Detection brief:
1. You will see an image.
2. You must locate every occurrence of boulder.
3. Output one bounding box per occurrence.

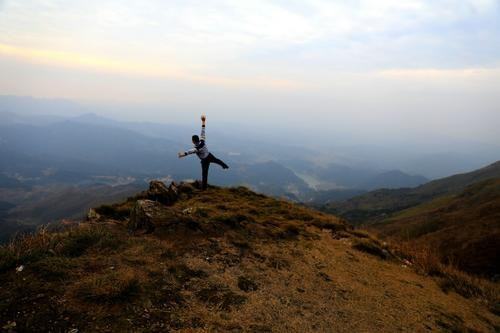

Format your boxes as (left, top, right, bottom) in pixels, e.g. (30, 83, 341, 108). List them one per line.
(128, 199, 183, 233)
(146, 180, 179, 206)
(128, 200, 161, 233)
(86, 208, 101, 221)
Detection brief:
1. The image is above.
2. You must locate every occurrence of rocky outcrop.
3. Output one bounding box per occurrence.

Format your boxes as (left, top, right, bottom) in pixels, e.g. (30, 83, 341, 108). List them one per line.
(127, 198, 187, 233)
(86, 208, 101, 221)
(127, 181, 201, 233)
(128, 200, 162, 233)
(145, 180, 179, 206)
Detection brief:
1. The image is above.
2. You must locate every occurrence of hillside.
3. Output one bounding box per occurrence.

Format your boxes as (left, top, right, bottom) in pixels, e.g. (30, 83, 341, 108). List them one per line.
(324, 160, 500, 225)
(0, 183, 145, 243)
(371, 178, 500, 277)
(359, 170, 428, 191)
(0, 182, 498, 332)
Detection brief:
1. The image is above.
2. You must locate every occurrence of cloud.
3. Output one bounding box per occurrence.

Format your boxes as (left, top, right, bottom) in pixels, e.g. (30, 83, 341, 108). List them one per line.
(0, 42, 303, 90)
(377, 67, 500, 79)
(2, 0, 498, 64)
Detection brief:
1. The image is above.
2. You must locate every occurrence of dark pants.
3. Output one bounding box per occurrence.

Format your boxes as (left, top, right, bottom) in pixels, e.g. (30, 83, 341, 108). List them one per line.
(201, 153, 228, 190)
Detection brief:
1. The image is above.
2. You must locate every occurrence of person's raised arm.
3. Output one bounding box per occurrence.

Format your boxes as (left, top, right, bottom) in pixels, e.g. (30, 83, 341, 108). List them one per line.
(200, 115, 206, 141)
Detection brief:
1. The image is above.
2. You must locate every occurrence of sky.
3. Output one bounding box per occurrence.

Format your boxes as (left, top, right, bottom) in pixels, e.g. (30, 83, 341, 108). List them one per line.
(0, 0, 499, 145)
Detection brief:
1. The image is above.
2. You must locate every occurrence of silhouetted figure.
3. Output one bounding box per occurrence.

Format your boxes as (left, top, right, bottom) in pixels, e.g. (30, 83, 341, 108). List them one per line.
(178, 115, 228, 190)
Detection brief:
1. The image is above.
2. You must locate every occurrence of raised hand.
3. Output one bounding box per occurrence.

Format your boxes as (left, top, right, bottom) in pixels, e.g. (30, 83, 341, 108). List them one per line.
(178, 152, 185, 158)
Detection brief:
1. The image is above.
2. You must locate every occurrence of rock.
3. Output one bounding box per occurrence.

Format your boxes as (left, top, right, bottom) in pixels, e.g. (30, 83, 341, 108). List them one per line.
(128, 199, 181, 233)
(86, 208, 101, 221)
(15, 265, 24, 273)
(146, 180, 179, 206)
(128, 200, 161, 233)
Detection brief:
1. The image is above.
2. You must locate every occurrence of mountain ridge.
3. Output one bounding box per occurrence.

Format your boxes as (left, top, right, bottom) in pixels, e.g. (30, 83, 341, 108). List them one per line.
(323, 160, 500, 225)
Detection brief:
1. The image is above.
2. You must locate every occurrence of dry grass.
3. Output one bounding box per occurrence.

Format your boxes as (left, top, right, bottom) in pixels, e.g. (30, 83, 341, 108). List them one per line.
(0, 224, 121, 273)
(351, 238, 391, 260)
(348, 228, 499, 311)
(72, 268, 141, 303)
(1, 183, 498, 332)
(394, 241, 499, 307)
(0, 225, 53, 273)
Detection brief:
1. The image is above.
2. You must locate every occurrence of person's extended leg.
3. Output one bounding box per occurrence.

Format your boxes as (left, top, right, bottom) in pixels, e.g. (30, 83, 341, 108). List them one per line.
(207, 153, 229, 169)
(201, 158, 210, 190)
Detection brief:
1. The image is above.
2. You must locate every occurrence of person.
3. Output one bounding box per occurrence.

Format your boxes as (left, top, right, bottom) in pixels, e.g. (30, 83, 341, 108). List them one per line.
(178, 115, 229, 190)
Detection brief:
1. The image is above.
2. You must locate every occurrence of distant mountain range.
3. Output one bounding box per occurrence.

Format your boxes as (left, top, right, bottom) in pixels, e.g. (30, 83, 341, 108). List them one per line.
(0, 96, 437, 201)
(323, 160, 500, 225)
(1, 95, 499, 245)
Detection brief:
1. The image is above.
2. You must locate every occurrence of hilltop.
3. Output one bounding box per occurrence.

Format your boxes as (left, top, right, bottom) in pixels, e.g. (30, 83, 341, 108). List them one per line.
(0, 182, 498, 332)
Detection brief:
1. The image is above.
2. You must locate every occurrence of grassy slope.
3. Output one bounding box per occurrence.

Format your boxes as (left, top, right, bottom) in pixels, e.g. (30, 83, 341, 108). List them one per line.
(325, 160, 500, 225)
(0, 185, 498, 332)
(371, 178, 500, 277)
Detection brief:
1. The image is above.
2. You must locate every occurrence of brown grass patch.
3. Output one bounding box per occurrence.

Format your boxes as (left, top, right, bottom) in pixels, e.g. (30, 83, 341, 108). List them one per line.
(352, 238, 390, 260)
(395, 241, 499, 308)
(73, 268, 140, 303)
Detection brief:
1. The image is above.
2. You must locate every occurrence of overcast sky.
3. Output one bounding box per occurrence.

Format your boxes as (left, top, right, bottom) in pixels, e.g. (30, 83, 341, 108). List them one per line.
(0, 0, 499, 145)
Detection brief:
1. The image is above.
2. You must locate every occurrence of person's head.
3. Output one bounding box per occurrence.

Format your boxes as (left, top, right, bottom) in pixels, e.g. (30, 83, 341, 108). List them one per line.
(192, 135, 200, 144)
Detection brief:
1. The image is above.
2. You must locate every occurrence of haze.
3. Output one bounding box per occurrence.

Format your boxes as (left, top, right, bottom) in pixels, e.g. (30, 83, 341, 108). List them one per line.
(1, 0, 500, 146)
